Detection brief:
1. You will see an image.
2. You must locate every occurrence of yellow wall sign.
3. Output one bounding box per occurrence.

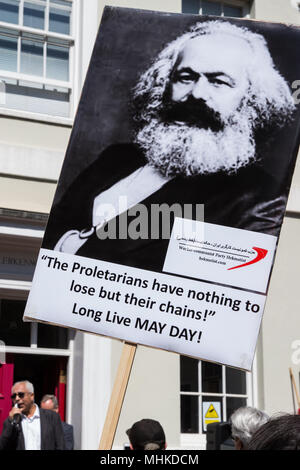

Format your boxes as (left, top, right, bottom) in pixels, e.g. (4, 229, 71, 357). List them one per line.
(205, 404, 219, 419)
(202, 402, 221, 431)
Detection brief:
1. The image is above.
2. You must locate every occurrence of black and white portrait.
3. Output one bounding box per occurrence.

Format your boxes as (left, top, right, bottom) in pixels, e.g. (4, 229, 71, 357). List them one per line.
(42, 7, 300, 273)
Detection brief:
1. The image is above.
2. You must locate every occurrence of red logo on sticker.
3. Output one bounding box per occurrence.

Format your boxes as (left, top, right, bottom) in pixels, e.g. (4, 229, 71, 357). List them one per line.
(228, 247, 268, 271)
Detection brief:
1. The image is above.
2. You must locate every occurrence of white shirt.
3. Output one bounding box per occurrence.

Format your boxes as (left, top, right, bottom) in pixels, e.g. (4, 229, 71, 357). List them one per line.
(21, 404, 41, 450)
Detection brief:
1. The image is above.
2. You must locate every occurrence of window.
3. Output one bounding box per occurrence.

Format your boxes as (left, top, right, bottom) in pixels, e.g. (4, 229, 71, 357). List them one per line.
(0, 0, 74, 118)
(182, 0, 248, 18)
(180, 356, 250, 434)
(0, 299, 69, 349)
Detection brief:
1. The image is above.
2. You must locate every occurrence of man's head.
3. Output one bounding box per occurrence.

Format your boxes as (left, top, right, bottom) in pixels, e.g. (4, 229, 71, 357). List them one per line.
(230, 406, 269, 450)
(126, 418, 166, 450)
(11, 380, 35, 416)
(133, 21, 295, 177)
(40, 394, 59, 413)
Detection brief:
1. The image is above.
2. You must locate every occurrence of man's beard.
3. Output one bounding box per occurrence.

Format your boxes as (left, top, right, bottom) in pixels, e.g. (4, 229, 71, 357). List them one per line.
(134, 100, 257, 177)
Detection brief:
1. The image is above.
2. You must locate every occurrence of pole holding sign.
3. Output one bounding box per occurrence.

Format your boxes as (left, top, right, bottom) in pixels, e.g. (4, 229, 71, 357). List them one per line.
(99, 342, 137, 450)
(289, 367, 300, 415)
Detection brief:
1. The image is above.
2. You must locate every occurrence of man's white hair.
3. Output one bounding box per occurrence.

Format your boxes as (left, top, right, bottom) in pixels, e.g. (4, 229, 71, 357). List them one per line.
(12, 380, 34, 394)
(230, 406, 269, 448)
(133, 20, 295, 128)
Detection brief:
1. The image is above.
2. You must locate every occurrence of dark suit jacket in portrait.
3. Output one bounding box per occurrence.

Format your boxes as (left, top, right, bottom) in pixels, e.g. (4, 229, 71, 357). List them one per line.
(0, 408, 65, 450)
(42, 143, 288, 273)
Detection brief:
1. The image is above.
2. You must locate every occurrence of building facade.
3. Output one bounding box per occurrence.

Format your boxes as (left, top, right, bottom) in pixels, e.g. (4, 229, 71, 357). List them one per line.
(0, 0, 299, 450)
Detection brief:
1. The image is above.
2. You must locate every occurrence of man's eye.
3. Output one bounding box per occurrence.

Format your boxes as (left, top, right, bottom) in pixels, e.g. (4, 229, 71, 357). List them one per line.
(177, 74, 195, 83)
(210, 78, 232, 87)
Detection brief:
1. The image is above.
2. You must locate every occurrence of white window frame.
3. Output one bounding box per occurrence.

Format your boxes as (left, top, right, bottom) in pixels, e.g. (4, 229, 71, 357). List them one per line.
(0, 0, 79, 125)
(184, 0, 251, 17)
(180, 357, 257, 449)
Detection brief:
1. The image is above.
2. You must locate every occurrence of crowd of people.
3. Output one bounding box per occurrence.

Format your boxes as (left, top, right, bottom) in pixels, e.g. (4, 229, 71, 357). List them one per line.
(0, 379, 300, 450)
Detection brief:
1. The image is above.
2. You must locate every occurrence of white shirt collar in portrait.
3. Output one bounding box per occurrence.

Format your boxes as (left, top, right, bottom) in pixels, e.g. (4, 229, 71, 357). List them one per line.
(54, 164, 172, 254)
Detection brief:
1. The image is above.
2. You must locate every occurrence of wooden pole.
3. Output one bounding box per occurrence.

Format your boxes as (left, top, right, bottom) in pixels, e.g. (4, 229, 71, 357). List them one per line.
(289, 367, 300, 412)
(289, 368, 296, 414)
(98, 341, 137, 450)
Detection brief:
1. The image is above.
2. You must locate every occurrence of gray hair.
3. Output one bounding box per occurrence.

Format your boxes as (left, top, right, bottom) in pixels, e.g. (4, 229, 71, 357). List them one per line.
(41, 394, 58, 409)
(133, 20, 295, 128)
(230, 406, 269, 448)
(12, 380, 34, 394)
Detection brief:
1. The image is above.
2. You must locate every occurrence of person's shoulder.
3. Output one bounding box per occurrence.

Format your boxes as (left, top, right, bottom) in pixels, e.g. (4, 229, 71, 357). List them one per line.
(40, 408, 61, 422)
(62, 421, 73, 431)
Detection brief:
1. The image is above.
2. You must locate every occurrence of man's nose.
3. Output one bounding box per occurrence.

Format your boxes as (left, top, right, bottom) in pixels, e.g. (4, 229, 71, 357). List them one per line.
(190, 76, 210, 101)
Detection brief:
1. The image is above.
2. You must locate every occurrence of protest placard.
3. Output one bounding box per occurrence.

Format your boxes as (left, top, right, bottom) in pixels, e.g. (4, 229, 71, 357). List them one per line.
(24, 7, 300, 373)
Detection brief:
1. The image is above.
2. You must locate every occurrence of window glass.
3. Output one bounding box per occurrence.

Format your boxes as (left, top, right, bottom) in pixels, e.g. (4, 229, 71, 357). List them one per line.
(226, 396, 247, 421)
(181, 359, 248, 433)
(180, 356, 199, 392)
(182, 0, 200, 14)
(224, 4, 243, 17)
(0, 33, 17, 71)
(49, 7, 70, 35)
(202, 0, 222, 16)
(181, 395, 199, 433)
(0, 1, 72, 116)
(50, 0, 70, 6)
(21, 38, 43, 75)
(182, 1, 244, 18)
(202, 361, 222, 393)
(46, 43, 69, 80)
(226, 367, 246, 395)
(23, 2, 45, 30)
(0, 0, 19, 24)
(3, 80, 70, 116)
(0, 299, 30, 347)
(37, 322, 68, 349)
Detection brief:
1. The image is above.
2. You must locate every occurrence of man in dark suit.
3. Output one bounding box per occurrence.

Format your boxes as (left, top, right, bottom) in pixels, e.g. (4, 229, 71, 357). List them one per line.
(0, 380, 65, 450)
(40, 394, 74, 450)
(42, 20, 296, 272)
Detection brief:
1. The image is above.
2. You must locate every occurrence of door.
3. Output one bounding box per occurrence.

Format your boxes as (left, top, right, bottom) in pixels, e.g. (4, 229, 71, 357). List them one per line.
(6, 353, 67, 420)
(0, 363, 14, 434)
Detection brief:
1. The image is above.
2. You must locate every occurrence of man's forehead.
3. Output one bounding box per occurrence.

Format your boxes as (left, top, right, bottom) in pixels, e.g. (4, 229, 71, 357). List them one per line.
(13, 382, 30, 392)
(175, 33, 251, 73)
(41, 400, 52, 409)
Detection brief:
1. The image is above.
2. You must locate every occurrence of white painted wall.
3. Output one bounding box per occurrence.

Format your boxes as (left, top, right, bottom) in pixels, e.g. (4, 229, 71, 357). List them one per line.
(260, 215, 300, 415)
(253, 0, 300, 24)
